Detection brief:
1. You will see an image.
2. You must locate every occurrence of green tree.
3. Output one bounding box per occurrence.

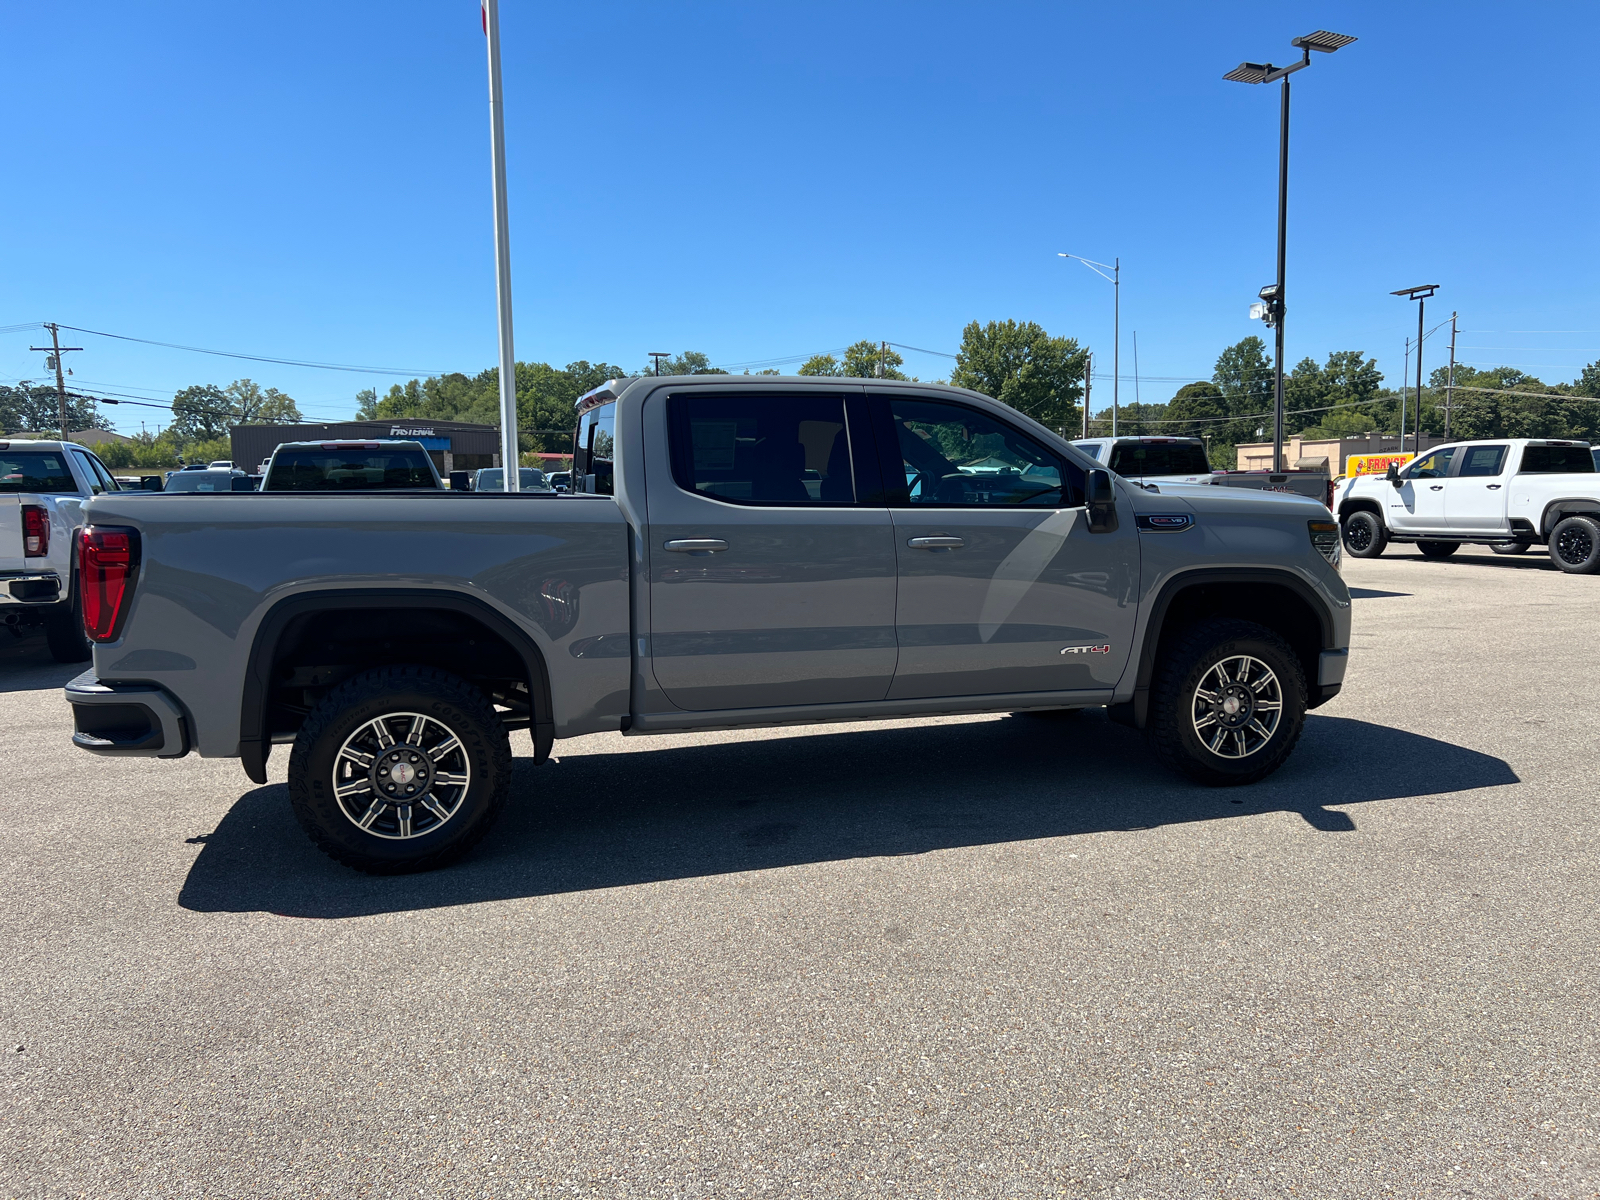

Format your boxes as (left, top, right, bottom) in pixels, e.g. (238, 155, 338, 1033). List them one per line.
(170, 378, 301, 445)
(950, 319, 1087, 434)
(1162, 381, 1228, 444)
(797, 354, 841, 376)
(840, 340, 906, 380)
(638, 351, 726, 377)
(355, 388, 379, 419)
(0, 382, 112, 435)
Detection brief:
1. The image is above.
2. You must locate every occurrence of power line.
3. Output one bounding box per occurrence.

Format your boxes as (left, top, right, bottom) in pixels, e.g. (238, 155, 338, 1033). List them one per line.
(54, 324, 451, 377)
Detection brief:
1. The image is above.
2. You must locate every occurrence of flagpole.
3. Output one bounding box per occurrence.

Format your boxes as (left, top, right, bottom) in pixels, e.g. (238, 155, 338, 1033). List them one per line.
(483, 0, 519, 490)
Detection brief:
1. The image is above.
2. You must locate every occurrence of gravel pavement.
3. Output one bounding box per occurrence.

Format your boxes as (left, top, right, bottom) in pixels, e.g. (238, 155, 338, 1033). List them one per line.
(2, 544, 1595, 1199)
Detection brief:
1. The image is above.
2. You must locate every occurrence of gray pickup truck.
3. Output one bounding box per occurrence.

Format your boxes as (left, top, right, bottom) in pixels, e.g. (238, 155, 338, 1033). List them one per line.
(65, 376, 1351, 873)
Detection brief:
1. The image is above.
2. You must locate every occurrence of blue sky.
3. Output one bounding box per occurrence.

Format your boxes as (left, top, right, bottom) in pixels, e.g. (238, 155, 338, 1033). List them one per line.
(3, 1, 1596, 432)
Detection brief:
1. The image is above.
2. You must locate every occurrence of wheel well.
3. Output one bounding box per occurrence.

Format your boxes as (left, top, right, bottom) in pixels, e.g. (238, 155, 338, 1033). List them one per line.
(263, 606, 534, 744)
(1154, 582, 1324, 697)
(1540, 502, 1600, 537)
(1337, 496, 1384, 523)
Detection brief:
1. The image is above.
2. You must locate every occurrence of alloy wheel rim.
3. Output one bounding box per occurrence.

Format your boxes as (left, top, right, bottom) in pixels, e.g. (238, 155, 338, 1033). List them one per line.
(331, 712, 471, 840)
(1557, 526, 1592, 565)
(1346, 519, 1372, 551)
(1191, 655, 1282, 760)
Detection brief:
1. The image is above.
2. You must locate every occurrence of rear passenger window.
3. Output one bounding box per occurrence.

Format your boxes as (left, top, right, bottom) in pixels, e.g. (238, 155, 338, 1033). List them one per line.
(668, 394, 855, 505)
(1457, 445, 1507, 477)
(1519, 445, 1595, 474)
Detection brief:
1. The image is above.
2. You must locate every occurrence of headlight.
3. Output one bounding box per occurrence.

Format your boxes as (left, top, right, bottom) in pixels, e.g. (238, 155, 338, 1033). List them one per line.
(1308, 519, 1341, 570)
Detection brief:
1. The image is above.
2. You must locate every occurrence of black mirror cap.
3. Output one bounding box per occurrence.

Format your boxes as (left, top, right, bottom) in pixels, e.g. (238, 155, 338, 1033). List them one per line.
(1385, 462, 1402, 485)
(1087, 468, 1119, 533)
(449, 471, 471, 491)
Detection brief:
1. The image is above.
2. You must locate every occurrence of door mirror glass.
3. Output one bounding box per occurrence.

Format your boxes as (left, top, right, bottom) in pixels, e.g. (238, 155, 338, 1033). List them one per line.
(1086, 469, 1118, 533)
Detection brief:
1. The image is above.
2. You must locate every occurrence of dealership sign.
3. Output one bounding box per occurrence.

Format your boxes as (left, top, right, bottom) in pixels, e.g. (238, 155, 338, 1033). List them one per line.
(1345, 452, 1415, 477)
(390, 427, 435, 438)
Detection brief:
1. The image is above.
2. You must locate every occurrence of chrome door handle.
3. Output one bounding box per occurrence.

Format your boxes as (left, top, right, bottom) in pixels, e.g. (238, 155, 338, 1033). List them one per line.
(663, 538, 728, 553)
(907, 536, 964, 549)
(1487, 483, 1502, 489)
(1429, 485, 1443, 491)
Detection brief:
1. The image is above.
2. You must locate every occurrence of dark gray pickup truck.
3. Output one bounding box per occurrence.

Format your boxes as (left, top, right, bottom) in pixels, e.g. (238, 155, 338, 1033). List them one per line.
(65, 376, 1351, 873)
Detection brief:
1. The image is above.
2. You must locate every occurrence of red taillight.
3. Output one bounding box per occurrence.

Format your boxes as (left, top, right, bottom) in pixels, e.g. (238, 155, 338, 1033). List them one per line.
(79, 525, 141, 642)
(21, 505, 48, 558)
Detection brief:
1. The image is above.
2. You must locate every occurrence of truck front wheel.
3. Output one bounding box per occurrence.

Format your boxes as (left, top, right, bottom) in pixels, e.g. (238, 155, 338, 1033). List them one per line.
(1148, 618, 1307, 787)
(288, 666, 512, 874)
(1341, 511, 1387, 558)
(1549, 515, 1600, 574)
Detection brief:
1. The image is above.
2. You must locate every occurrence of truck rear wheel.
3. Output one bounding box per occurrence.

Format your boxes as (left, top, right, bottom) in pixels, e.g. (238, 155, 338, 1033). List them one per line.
(1148, 618, 1307, 787)
(44, 590, 91, 664)
(288, 665, 512, 874)
(1416, 541, 1460, 559)
(1341, 510, 1387, 558)
(1549, 515, 1600, 574)
(1490, 541, 1530, 555)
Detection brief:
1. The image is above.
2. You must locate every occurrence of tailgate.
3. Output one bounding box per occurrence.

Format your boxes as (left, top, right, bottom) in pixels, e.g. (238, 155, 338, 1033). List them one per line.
(0, 495, 23, 570)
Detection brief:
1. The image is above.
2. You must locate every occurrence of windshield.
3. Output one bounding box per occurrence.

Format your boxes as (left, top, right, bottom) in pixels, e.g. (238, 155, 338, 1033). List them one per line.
(475, 468, 547, 491)
(0, 452, 77, 494)
(1519, 444, 1595, 474)
(164, 471, 238, 492)
(265, 449, 438, 491)
(1107, 442, 1211, 477)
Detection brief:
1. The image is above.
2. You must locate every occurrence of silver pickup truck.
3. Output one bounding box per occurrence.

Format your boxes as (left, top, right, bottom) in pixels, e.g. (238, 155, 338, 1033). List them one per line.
(65, 376, 1351, 873)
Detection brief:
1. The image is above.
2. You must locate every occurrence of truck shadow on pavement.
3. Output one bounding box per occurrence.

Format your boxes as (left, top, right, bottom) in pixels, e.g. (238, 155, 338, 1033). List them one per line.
(179, 712, 1519, 919)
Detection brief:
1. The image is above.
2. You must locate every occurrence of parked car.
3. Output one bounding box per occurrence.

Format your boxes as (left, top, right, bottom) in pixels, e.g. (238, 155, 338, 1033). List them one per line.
(260, 440, 443, 491)
(0, 438, 124, 662)
(208, 460, 235, 470)
(1072, 436, 1220, 488)
(472, 467, 555, 493)
(547, 471, 572, 492)
(1335, 439, 1600, 571)
(66, 376, 1350, 873)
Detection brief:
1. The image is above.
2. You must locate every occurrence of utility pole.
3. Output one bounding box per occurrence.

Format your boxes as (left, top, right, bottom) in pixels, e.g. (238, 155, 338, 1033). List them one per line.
(29, 324, 83, 442)
(1400, 338, 1409, 452)
(1445, 311, 1458, 441)
(483, 0, 520, 489)
(1082, 354, 1091, 439)
(878, 341, 889, 379)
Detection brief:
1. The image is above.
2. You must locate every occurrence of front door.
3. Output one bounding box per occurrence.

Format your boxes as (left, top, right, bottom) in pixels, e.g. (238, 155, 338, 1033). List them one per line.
(871, 394, 1139, 700)
(1445, 443, 1511, 532)
(645, 389, 899, 711)
(1388, 445, 1455, 532)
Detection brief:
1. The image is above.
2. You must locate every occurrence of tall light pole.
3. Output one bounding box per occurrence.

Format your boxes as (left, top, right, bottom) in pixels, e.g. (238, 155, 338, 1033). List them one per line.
(1393, 284, 1438, 456)
(1060, 253, 1118, 436)
(1226, 29, 1356, 472)
(483, 0, 520, 489)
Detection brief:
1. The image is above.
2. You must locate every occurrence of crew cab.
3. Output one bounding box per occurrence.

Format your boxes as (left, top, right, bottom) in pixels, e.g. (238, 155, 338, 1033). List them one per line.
(0, 439, 125, 663)
(261, 440, 443, 491)
(1335, 438, 1600, 572)
(1072, 436, 1219, 487)
(64, 376, 1351, 873)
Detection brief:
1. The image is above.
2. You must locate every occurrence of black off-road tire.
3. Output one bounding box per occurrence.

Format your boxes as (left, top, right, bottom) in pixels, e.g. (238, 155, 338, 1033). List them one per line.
(44, 589, 91, 664)
(1341, 510, 1388, 558)
(288, 665, 512, 874)
(1416, 540, 1460, 559)
(1549, 515, 1600, 574)
(1148, 618, 1308, 787)
(1490, 542, 1530, 555)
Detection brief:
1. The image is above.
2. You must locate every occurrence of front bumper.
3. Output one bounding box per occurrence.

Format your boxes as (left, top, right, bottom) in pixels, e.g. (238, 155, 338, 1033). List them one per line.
(65, 671, 190, 758)
(1314, 647, 1348, 706)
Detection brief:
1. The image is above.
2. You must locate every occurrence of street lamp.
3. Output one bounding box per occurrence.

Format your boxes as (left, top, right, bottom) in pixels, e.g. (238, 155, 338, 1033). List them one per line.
(1059, 253, 1118, 436)
(1226, 29, 1356, 472)
(1392, 285, 1438, 456)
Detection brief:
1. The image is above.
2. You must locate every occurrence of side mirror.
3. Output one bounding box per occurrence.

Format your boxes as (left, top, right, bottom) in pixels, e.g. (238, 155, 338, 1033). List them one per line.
(230, 476, 257, 492)
(140, 476, 163, 492)
(1385, 462, 1402, 487)
(449, 470, 471, 491)
(1086, 469, 1119, 534)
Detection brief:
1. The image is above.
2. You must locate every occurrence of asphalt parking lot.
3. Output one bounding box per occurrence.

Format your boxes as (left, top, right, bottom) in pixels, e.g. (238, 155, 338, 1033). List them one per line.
(2, 544, 1596, 1199)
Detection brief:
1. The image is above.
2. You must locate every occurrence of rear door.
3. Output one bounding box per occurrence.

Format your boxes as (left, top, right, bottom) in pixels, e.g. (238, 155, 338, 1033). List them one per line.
(643, 388, 899, 711)
(872, 393, 1139, 700)
(1444, 443, 1510, 532)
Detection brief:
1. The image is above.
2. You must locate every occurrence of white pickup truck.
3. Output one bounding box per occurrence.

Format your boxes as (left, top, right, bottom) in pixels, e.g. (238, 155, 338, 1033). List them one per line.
(1334, 438, 1600, 572)
(0, 439, 131, 660)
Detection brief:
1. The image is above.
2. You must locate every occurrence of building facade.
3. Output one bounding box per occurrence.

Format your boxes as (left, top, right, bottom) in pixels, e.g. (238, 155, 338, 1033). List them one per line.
(229, 419, 502, 477)
(1233, 433, 1449, 475)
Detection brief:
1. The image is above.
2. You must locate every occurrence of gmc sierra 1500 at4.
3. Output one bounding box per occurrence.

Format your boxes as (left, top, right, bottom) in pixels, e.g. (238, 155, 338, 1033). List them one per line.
(64, 376, 1351, 873)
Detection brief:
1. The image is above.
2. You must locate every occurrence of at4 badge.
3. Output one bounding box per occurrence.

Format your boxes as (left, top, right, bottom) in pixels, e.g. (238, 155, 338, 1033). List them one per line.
(1060, 644, 1112, 655)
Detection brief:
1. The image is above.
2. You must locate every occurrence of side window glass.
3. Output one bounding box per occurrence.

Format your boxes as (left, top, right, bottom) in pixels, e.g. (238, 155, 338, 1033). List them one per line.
(1457, 445, 1507, 477)
(669, 394, 854, 505)
(886, 398, 1080, 507)
(1407, 447, 1455, 479)
(89, 454, 120, 492)
(575, 402, 616, 495)
(72, 453, 104, 495)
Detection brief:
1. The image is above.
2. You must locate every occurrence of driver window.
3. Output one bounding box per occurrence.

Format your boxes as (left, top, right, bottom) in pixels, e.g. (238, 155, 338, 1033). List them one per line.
(885, 397, 1082, 507)
(1407, 447, 1456, 479)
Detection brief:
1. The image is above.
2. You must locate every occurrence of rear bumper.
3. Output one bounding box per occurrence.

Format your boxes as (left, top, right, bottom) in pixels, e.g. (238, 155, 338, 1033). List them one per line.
(65, 671, 190, 758)
(0, 573, 62, 605)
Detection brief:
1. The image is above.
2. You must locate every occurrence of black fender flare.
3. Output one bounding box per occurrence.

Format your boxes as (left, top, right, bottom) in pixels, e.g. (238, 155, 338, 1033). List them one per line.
(239, 588, 554, 784)
(1109, 567, 1339, 730)
(1537, 499, 1600, 538)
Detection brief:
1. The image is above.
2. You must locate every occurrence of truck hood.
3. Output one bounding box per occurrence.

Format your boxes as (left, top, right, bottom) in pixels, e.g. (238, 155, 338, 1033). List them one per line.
(1126, 481, 1329, 518)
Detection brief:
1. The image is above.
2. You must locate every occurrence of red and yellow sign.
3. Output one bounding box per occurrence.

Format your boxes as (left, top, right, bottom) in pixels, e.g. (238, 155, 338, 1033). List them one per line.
(1345, 452, 1415, 478)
